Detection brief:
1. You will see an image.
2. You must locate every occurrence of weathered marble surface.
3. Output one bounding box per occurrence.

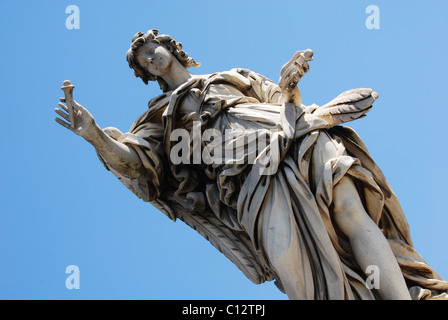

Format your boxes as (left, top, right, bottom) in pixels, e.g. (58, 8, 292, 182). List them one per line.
(55, 29, 448, 300)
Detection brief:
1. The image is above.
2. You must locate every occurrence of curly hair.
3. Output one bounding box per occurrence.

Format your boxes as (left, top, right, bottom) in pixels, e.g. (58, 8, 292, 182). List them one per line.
(126, 29, 201, 92)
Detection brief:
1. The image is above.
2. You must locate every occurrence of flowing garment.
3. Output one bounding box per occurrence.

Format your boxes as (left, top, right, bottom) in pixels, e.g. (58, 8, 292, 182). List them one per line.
(97, 68, 448, 299)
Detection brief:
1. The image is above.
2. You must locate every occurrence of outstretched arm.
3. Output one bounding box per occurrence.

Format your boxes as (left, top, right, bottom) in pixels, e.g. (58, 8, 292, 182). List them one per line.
(55, 98, 143, 179)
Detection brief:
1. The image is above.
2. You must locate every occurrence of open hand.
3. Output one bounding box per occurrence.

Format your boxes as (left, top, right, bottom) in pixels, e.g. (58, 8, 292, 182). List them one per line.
(54, 98, 96, 140)
(279, 49, 313, 90)
(278, 49, 313, 105)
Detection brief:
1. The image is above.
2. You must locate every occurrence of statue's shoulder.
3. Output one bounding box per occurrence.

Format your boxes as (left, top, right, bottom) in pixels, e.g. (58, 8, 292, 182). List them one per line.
(205, 68, 256, 89)
(220, 67, 256, 79)
(222, 68, 276, 86)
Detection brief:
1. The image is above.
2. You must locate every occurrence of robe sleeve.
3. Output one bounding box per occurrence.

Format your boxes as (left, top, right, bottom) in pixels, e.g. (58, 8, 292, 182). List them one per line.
(238, 69, 282, 104)
(96, 114, 165, 203)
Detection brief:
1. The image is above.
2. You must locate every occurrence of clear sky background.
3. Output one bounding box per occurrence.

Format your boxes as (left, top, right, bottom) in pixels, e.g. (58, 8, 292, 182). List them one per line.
(0, 0, 447, 300)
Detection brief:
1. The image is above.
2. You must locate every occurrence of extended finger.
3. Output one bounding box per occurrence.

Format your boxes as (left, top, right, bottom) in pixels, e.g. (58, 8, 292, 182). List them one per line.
(280, 69, 296, 89)
(292, 63, 307, 77)
(58, 102, 69, 113)
(301, 61, 310, 72)
(59, 102, 79, 120)
(279, 73, 292, 89)
(280, 50, 304, 75)
(293, 59, 308, 70)
(55, 107, 70, 122)
(59, 97, 66, 103)
(55, 117, 70, 129)
(281, 63, 297, 79)
(291, 72, 301, 85)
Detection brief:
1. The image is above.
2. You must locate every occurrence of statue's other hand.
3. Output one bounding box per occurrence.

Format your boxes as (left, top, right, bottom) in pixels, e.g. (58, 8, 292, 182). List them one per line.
(54, 98, 96, 140)
(278, 49, 313, 91)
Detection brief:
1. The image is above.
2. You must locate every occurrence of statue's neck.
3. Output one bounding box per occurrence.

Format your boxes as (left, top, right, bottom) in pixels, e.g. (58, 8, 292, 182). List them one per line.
(162, 60, 193, 91)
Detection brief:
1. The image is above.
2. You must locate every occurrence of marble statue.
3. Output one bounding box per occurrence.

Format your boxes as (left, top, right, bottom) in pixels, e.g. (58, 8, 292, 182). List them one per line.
(55, 29, 448, 300)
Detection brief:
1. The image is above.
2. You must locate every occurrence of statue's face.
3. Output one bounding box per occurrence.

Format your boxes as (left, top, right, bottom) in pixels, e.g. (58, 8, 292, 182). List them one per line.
(136, 41, 174, 78)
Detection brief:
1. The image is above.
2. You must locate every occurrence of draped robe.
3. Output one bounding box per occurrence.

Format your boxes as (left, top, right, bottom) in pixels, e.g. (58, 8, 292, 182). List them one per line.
(97, 68, 448, 300)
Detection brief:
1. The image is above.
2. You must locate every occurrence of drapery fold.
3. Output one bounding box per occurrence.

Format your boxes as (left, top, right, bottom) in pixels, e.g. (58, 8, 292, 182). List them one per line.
(97, 68, 448, 299)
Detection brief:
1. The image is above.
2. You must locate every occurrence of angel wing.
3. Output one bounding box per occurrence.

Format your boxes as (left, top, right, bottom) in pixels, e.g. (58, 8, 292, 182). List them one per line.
(310, 88, 379, 126)
(153, 195, 276, 285)
(96, 148, 276, 286)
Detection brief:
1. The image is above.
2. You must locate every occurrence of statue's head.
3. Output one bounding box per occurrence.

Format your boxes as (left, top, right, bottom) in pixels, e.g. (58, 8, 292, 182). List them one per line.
(126, 29, 200, 92)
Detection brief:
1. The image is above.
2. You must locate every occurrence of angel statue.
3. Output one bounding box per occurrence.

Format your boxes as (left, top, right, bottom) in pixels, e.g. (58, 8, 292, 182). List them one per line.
(55, 29, 448, 300)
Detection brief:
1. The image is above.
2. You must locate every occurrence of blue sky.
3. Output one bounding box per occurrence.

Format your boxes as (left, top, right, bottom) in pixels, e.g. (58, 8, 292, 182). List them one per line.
(0, 0, 447, 299)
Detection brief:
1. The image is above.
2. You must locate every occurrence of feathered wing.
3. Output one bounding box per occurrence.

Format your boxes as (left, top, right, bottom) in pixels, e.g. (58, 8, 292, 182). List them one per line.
(96, 131, 275, 286)
(311, 88, 379, 126)
(154, 195, 276, 285)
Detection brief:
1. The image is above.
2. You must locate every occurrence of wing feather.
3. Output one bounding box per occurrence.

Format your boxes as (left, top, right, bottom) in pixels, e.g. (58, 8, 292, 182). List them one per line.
(313, 88, 379, 125)
(161, 198, 275, 285)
